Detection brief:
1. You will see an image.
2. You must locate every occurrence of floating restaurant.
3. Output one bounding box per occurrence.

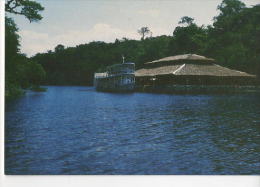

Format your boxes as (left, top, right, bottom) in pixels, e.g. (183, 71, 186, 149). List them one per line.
(94, 54, 259, 93)
(135, 54, 259, 93)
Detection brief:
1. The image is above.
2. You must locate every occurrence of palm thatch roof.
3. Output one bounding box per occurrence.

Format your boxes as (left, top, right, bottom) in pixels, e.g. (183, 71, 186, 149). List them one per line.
(135, 64, 181, 77)
(135, 54, 255, 77)
(145, 54, 215, 65)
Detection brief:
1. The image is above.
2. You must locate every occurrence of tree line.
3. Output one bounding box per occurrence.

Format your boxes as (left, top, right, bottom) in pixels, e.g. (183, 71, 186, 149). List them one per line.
(6, 0, 260, 98)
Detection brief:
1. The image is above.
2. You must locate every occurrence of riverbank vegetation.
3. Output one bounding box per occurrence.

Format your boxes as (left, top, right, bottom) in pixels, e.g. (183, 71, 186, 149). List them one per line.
(5, 0, 46, 100)
(5, 0, 260, 97)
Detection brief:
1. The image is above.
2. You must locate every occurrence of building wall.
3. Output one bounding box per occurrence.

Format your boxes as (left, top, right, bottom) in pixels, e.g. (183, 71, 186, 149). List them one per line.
(135, 75, 259, 86)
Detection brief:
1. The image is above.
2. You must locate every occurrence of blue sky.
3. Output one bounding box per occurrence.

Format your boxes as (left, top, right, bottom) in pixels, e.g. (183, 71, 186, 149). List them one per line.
(8, 0, 260, 56)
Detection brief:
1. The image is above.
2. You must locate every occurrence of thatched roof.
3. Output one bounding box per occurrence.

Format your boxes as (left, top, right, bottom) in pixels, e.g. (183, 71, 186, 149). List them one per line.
(135, 54, 255, 77)
(173, 64, 255, 77)
(145, 54, 215, 65)
(135, 64, 181, 77)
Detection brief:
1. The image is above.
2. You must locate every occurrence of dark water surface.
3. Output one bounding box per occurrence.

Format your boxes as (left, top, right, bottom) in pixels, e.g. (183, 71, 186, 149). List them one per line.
(5, 86, 260, 174)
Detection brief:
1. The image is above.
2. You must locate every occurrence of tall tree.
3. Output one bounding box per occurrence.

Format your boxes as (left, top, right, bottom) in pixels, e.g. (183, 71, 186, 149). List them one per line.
(203, 0, 260, 78)
(178, 16, 194, 26)
(137, 27, 151, 40)
(55, 44, 65, 53)
(5, 0, 45, 99)
(168, 17, 207, 55)
(213, 0, 246, 31)
(5, 0, 44, 22)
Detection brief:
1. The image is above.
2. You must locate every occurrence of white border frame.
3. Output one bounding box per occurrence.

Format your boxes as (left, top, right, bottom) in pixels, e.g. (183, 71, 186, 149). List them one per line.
(1, 0, 6, 182)
(0, 0, 259, 186)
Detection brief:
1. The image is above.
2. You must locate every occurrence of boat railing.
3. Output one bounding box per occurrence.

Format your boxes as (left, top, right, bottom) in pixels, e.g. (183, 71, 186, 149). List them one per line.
(94, 72, 108, 78)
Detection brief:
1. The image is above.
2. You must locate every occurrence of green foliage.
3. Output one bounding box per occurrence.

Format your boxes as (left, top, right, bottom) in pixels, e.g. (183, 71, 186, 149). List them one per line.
(168, 18, 208, 55)
(5, 17, 20, 57)
(178, 16, 195, 26)
(5, 0, 46, 99)
(26, 60, 46, 85)
(55, 44, 65, 53)
(208, 1, 260, 76)
(5, 17, 23, 98)
(5, 83, 25, 101)
(5, 0, 44, 22)
(31, 85, 47, 92)
(216, 0, 245, 19)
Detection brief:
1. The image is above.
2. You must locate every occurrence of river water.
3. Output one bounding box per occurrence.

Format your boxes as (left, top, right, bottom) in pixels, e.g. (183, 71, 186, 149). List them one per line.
(5, 86, 260, 174)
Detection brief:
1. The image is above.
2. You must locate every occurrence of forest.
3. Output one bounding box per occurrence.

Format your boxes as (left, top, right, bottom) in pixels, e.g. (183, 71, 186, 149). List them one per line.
(5, 0, 260, 98)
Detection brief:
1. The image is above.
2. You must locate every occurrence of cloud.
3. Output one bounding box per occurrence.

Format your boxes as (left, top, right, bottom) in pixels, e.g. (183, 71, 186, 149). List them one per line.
(19, 23, 141, 56)
(138, 9, 160, 17)
(83, 23, 139, 42)
(19, 30, 51, 56)
(151, 27, 171, 36)
(19, 23, 170, 56)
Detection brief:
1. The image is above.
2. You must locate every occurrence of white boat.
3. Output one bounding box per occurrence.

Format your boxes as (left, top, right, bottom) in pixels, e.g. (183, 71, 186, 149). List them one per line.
(94, 62, 135, 92)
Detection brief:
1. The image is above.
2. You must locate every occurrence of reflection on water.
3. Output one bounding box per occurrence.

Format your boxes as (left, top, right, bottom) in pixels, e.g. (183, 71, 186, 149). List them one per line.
(5, 86, 260, 174)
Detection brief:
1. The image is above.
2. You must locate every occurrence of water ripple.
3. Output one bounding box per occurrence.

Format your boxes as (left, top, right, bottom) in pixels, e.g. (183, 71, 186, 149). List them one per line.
(5, 86, 260, 174)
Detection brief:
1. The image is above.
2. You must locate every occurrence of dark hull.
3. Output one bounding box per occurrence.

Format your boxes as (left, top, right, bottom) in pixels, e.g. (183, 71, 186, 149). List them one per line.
(135, 84, 260, 94)
(95, 84, 135, 92)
